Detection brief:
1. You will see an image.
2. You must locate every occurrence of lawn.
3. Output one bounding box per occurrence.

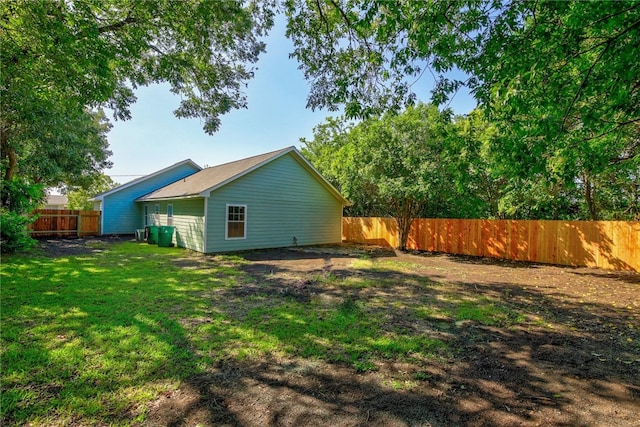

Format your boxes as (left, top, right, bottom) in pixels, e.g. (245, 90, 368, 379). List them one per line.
(1, 239, 639, 426)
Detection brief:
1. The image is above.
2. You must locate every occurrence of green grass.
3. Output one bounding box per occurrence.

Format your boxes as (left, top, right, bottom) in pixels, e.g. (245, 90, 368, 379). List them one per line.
(1, 242, 523, 425)
(1, 243, 233, 424)
(454, 298, 525, 327)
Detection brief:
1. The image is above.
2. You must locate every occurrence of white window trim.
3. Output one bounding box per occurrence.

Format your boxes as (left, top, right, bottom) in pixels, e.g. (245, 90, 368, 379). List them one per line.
(153, 204, 160, 225)
(225, 204, 247, 240)
(167, 204, 173, 226)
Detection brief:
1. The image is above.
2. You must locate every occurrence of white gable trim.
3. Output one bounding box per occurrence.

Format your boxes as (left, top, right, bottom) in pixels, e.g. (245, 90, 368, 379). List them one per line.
(197, 147, 296, 197)
(92, 159, 202, 201)
(288, 148, 351, 206)
(196, 147, 351, 206)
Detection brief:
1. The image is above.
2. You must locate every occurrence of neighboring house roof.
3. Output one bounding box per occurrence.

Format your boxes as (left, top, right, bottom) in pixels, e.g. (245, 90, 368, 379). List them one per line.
(136, 146, 350, 205)
(44, 194, 68, 207)
(92, 159, 202, 201)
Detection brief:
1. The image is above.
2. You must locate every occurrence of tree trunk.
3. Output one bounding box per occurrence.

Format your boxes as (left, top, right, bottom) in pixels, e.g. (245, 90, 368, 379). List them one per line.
(0, 126, 18, 208)
(1, 127, 17, 182)
(584, 173, 598, 220)
(394, 198, 418, 251)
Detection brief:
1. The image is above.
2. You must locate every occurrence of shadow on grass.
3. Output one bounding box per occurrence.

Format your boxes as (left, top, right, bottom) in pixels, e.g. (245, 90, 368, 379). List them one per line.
(2, 241, 639, 426)
(1, 243, 241, 425)
(206, 248, 640, 426)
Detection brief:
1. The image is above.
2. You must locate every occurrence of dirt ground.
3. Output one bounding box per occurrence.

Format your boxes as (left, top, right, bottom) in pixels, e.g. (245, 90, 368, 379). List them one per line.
(40, 238, 640, 426)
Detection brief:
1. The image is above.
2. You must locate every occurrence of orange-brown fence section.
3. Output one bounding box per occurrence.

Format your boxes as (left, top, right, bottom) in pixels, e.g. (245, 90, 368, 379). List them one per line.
(29, 209, 101, 237)
(342, 217, 640, 272)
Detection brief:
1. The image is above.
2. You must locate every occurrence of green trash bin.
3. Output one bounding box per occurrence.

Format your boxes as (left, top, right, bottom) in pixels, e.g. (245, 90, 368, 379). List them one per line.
(157, 226, 175, 247)
(147, 225, 159, 245)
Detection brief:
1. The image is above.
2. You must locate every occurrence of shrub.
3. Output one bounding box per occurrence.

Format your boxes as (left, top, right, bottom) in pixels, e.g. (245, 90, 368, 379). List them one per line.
(0, 179, 44, 253)
(0, 208, 38, 253)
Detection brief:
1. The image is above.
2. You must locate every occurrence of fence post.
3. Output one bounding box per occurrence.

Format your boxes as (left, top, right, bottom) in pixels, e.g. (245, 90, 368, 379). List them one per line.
(77, 212, 82, 237)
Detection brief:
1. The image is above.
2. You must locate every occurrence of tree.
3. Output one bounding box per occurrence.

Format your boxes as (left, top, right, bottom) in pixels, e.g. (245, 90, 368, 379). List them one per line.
(2, 107, 112, 188)
(1, 0, 273, 185)
(65, 174, 119, 211)
(303, 104, 456, 250)
(446, 109, 504, 219)
(0, 179, 44, 253)
(285, 1, 639, 128)
(286, 0, 640, 219)
(1, 0, 274, 251)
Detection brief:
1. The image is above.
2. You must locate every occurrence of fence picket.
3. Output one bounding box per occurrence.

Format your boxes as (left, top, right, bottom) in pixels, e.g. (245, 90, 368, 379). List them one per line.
(29, 209, 101, 237)
(342, 217, 639, 272)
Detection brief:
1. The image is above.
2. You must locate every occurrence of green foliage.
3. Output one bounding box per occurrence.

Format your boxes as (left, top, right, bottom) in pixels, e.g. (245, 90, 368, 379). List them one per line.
(287, 0, 640, 220)
(2, 242, 454, 423)
(1, 1, 274, 187)
(2, 0, 274, 138)
(65, 174, 119, 211)
(304, 104, 639, 221)
(304, 104, 459, 249)
(302, 104, 508, 246)
(0, 178, 44, 253)
(1, 107, 113, 187)
(0, 208, 37, 253)
(286, 1, 639, 132)
(1, 1, 274, 246)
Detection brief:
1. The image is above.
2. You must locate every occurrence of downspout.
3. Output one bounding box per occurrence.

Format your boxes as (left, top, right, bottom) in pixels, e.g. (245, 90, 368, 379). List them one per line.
(100, 199, 104, 235)
(203, 196, 208, 253)
(341, 204, 344, 243)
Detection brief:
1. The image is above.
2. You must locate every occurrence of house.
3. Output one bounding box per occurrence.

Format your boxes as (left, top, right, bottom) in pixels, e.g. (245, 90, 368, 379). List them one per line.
(44, 194, 69, 210)
(92, 159, 202, 235)
(98, 147, 350, 253)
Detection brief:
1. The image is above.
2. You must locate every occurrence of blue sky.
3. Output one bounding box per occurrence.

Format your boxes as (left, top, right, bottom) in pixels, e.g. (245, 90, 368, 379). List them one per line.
(105, 18, 477, 184)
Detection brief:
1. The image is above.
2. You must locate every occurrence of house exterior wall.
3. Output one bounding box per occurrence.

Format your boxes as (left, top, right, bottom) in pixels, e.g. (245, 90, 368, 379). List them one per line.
(144, 198, 205, 252)
(102, 164, 198, 235)
(204, 153, 343, 252)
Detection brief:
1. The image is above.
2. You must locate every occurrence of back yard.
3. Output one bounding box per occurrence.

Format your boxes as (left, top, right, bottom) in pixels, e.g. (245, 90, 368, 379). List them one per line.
(1, 238, 639, 426)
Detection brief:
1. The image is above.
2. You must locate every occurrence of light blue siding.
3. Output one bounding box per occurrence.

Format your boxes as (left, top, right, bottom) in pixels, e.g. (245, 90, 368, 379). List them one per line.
(102, 164, 198, 234)
(145, 198, 205, 252)
(204, 153, 343, 252)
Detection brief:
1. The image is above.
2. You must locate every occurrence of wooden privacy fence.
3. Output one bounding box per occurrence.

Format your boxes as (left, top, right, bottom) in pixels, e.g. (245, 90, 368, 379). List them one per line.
(29, 209, 101, 237)
(342, 217, 640, 272)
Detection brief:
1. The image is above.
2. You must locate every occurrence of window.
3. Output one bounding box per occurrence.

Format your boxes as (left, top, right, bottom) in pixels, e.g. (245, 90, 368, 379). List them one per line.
(144, 205, 149, 226)
(152, 204, 160, 225)
(167, 204, 173, 226)
(225, 204, 246, 239)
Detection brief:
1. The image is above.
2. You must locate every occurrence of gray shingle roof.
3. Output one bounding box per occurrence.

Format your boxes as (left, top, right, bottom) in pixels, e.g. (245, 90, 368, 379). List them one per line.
(136, 147, 294, 201)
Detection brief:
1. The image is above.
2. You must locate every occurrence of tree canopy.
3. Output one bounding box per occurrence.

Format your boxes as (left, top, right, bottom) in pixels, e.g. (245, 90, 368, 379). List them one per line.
(303, 104, 477, 249)
(0, 0, 274, 252)
(65, 173, 119, 211)
(286, 0, 640, 221)
(1, 0, 274, 188)
(285, 1, 639, 129)
(2, 0, 638, 234)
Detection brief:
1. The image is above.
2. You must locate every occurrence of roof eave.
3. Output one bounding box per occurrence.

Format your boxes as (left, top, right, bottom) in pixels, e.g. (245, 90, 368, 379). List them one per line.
(195, 147, 351, 206)
(197, 146, 297, 197)
(93, 159, 202, 199)
(289, 148, 352, 206)
(135, 194, 203, 202)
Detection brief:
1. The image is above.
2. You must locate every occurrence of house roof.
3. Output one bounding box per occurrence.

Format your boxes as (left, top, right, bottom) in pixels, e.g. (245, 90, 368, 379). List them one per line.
(45, 194, 68, 206)
(136, 146, 350, 205)
(92, 159, 201, 201)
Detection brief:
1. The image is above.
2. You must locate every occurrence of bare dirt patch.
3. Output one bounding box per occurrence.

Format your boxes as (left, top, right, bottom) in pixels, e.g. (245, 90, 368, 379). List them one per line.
(147, 244, 640, 427)
(36, 235, 134, 257)
(39, 240, 640, 426)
